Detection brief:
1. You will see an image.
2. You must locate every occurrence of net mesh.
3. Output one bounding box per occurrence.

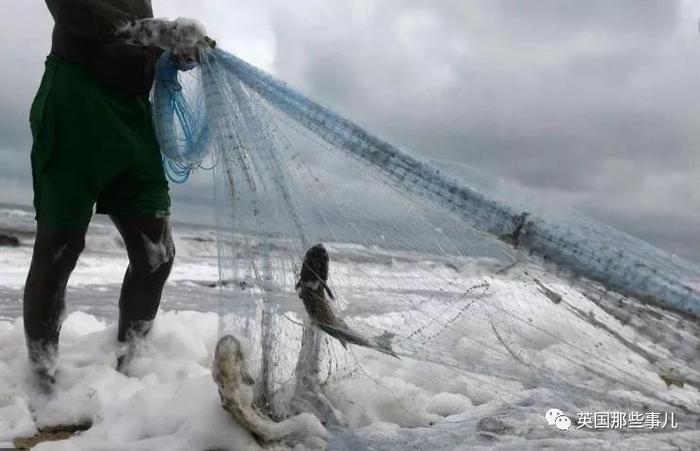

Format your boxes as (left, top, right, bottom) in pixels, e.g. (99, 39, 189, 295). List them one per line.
(152, 47, 700, 447)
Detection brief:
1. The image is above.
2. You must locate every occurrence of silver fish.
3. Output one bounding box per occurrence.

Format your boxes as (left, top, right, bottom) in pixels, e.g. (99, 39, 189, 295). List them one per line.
(212, 335, 328, 444)
(296, 244, 399, 358)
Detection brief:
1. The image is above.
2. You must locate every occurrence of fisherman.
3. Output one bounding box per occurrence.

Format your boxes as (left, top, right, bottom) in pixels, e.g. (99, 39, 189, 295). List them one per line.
(25, 0, 205, 393)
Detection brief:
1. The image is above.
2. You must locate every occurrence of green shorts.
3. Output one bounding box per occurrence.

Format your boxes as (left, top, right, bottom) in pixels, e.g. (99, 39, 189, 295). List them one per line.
(29, 55, 170, 229)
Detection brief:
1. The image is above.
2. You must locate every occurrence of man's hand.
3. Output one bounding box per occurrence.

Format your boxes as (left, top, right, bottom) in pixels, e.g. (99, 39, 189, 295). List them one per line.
(116, 18, 214, 71)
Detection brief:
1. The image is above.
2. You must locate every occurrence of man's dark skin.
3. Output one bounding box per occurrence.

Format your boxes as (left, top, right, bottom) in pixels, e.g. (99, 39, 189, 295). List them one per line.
(25, 0, 175, 390)
(45, 0, 161, 95)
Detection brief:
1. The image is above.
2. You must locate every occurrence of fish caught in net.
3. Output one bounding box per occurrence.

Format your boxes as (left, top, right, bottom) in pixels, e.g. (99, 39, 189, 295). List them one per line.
(151, 45, 700, 448)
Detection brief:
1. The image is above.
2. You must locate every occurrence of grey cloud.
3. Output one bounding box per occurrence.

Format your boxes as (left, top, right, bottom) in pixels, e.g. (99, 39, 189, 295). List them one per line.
(0, 1, 53, 196)
(267, 0, 700, 262)
(479, 0, 679, 41)
(0, 1, 698, 263)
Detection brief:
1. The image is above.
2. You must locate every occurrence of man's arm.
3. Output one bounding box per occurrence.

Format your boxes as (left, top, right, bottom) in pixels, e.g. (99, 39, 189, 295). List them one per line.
(45, 0, 137, 39)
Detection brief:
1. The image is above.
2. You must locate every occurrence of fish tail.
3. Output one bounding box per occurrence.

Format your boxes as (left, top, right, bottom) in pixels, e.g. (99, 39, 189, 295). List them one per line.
(374, 331, 400, 359)
(374, 331, 394, 348)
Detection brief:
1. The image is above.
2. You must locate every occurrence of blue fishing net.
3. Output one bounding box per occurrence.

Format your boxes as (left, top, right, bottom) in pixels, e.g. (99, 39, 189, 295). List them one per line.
(152, 53, 213, 183)
(152, 48, 700, 316)
(151, 47, 700, 448)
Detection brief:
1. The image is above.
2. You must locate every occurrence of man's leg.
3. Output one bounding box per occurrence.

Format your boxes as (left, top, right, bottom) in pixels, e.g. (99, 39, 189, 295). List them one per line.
(23, 223, 88, 393)
(111, 216, 175, 369)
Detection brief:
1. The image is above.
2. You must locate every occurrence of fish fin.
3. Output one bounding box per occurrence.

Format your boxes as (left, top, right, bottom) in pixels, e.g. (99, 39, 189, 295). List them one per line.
(318, 323, 399, 358)
(318, 323, 365, 347)
(379, 347, 401, 359)
(374, 331, 400, 359)
(324, 284, 335, 300)
(374, 331, 395, 348)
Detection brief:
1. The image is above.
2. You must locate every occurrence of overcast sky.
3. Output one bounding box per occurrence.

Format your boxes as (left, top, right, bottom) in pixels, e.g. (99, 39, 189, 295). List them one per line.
(1, 1, 699, 263)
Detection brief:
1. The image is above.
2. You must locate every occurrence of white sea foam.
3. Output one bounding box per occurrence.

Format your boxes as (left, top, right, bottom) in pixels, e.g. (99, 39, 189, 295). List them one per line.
(0, 305, 698, 449)
(1, 207, 699, 449)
